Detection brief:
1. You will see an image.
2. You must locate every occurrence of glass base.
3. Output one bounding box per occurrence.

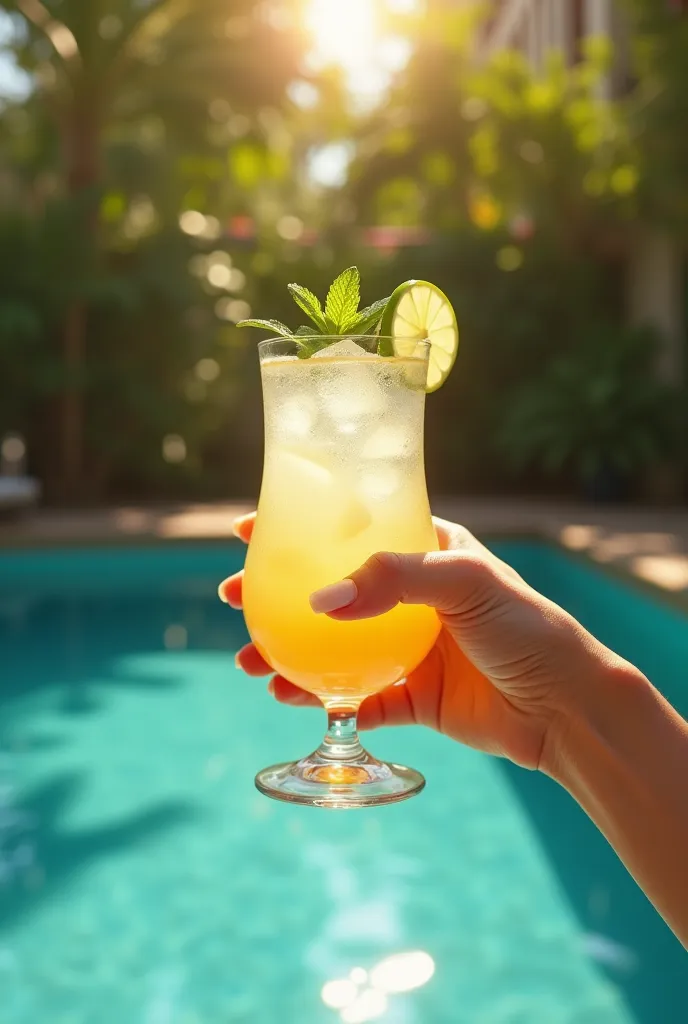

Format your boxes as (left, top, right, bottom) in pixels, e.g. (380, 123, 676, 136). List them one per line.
(255, 749, 425, 809)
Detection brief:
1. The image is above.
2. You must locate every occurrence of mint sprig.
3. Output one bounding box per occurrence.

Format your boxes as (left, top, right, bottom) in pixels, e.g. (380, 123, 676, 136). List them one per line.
(325, 266, 360, 331)
(287, 283, 329, 333)
(237, 266, 391, 357)
(235, 318, 292, 338)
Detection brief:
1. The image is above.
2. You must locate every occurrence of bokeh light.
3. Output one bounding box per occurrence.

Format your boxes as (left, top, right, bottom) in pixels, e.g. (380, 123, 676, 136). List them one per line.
(162, 434, 187, 463)
(1, 434, 26, 464)
(195, 358, 220, 382)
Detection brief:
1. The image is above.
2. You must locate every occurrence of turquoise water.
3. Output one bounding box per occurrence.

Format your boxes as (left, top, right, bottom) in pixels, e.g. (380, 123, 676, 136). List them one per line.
(0, 541, 685, 1024)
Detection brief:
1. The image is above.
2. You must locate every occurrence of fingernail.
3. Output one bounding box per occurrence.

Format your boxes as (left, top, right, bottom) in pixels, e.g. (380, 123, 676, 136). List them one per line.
(309, 579, 358, 614)
(234, 652, 242, 669)
(231, 521, 243, 538)
(218, 586, 229, 604)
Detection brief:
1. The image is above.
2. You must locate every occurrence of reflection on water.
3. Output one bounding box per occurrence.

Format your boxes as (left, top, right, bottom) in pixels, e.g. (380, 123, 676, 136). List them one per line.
(322, 950, 436, 1022)
(306, 840, 436, 1021)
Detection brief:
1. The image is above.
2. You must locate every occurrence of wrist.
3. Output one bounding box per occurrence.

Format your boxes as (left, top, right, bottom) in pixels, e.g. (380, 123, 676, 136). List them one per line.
(539, 655, 654, 784)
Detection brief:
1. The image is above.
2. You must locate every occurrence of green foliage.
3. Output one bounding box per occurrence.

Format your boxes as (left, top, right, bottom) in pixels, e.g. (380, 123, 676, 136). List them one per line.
(0, 0, 686, 503)
(497, 326, 676, 486)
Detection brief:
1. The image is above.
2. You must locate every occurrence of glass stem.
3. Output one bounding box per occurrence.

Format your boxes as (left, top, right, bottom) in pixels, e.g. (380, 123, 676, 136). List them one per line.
(318, 708, 364, 762)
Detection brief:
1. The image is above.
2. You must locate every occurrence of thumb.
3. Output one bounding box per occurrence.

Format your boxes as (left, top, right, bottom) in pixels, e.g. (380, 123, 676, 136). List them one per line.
(309, 550, 498, 621)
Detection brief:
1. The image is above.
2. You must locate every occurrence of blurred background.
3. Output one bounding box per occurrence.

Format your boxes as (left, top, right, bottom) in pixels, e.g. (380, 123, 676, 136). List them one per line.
(0, 0, 686, 508)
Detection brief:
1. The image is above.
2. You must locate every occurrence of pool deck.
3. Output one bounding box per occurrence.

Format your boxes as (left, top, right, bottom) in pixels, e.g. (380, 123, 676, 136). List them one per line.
(1, 498, 687, 609)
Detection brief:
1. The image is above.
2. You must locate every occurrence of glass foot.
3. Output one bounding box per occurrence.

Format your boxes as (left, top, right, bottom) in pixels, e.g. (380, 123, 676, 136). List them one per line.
(255, 749, 425, 808)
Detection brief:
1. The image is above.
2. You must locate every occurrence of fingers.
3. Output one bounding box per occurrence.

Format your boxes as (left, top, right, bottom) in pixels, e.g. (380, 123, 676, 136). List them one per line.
(218, 570, 243, 608)
(433, 517, 522, 583)
(233, 512, 256, 544)
(233, 645, 320, 705)
(358, 681, 417, 731)
(235, 643, 273, 676)
(310, 548, 497, 621)
(269, 676, 321, 707)
(433, 518, 454, 551)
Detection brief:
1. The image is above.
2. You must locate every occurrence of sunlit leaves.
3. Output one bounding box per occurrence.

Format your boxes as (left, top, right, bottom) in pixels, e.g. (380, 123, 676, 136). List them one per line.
(325, 266, 360, 331)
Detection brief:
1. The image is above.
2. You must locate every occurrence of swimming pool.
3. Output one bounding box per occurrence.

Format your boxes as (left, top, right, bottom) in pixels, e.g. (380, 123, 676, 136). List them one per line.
(0, 540, 685, 1023)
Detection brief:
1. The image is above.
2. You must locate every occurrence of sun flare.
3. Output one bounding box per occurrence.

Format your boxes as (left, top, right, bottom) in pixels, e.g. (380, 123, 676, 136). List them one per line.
(305, 0, 380, 73)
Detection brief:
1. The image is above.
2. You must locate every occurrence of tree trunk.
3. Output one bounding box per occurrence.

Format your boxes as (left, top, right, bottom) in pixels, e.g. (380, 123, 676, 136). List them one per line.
(59, 89, 101, 502)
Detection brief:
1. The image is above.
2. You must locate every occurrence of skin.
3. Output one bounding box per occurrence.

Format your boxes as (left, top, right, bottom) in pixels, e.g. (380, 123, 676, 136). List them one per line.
(220, 512, 688, 948)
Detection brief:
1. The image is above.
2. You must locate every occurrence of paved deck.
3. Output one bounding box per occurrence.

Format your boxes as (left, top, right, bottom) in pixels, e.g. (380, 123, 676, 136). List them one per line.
(1, 499, 686, 609)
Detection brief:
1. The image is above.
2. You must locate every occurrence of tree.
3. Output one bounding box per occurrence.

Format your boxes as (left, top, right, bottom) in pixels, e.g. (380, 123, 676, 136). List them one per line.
(0, 0, 304, 499)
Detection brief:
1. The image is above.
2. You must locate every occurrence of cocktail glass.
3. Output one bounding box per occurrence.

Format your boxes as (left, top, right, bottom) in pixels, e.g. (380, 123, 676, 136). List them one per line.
(243, 336, 440, 808)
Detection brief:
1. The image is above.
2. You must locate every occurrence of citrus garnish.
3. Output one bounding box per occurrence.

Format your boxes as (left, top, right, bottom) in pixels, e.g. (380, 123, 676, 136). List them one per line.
(380, 280, 459, 392)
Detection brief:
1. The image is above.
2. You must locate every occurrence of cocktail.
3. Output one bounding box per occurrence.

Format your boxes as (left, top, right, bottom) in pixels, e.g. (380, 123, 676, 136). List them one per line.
(240, 270, 459, 807)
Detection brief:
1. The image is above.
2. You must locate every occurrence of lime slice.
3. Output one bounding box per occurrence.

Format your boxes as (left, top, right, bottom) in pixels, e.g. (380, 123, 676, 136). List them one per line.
(380, 280, 459, 392)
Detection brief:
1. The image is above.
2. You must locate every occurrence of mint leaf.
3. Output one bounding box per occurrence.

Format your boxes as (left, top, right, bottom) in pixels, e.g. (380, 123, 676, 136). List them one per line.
(325, 267, 360, 332)
(294, 325, 326, 358)
(236, 318, 293, 337)
(294, 325, 327, 358)
(288, 283, 328, 332)
(344, 296, 391, 335)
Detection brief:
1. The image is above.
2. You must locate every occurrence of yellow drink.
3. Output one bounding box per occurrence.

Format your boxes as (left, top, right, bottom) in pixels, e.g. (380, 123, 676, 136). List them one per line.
(244, 342, 440, 708)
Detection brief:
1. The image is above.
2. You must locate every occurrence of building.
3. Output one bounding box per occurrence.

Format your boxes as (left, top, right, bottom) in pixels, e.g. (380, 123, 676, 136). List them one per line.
(480, 0, 685, 387)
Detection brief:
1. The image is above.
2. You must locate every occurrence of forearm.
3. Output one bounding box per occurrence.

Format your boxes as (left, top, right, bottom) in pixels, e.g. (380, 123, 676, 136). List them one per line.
(544, 662, 688, 947)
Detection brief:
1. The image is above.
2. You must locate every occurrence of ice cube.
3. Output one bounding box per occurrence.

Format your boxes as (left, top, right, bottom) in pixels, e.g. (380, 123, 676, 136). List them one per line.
(362, 425, 414, 460)
(278, 395, 317, 439)
(317, 353, 386, 423)
(312, 339, 373, 359)
(337, 498, 372, 540)
(358, 466, 402, 503)
(278, 446, 334, 488)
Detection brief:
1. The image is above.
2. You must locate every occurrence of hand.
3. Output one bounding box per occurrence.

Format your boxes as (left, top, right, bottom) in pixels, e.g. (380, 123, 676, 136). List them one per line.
(220, 513, 629, 773)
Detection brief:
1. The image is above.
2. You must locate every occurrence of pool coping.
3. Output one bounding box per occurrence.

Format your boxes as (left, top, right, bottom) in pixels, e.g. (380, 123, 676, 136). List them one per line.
(0, 499, 686, 615)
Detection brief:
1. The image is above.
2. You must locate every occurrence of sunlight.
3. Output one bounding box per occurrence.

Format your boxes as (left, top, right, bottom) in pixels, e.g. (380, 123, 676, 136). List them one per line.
(306, 0, 379, 72)
(304, 0, 414, 105)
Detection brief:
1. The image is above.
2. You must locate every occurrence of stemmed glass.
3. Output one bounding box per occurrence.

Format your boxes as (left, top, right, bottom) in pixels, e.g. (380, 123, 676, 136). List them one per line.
(243, 336, 440, 807)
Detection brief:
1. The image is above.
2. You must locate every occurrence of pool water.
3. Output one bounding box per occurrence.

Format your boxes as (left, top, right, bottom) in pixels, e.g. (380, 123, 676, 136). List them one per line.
(0, 541, 685, 1024)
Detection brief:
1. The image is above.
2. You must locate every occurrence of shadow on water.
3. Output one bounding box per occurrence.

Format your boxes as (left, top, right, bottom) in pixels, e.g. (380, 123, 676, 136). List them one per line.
(0, 771, 198, 934)
(0, 590, 249, 734)
(0, 551, 242, 934)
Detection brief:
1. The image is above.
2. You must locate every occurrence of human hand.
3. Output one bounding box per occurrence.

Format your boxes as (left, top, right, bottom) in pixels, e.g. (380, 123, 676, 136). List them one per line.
(220, 513, 628, 773)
